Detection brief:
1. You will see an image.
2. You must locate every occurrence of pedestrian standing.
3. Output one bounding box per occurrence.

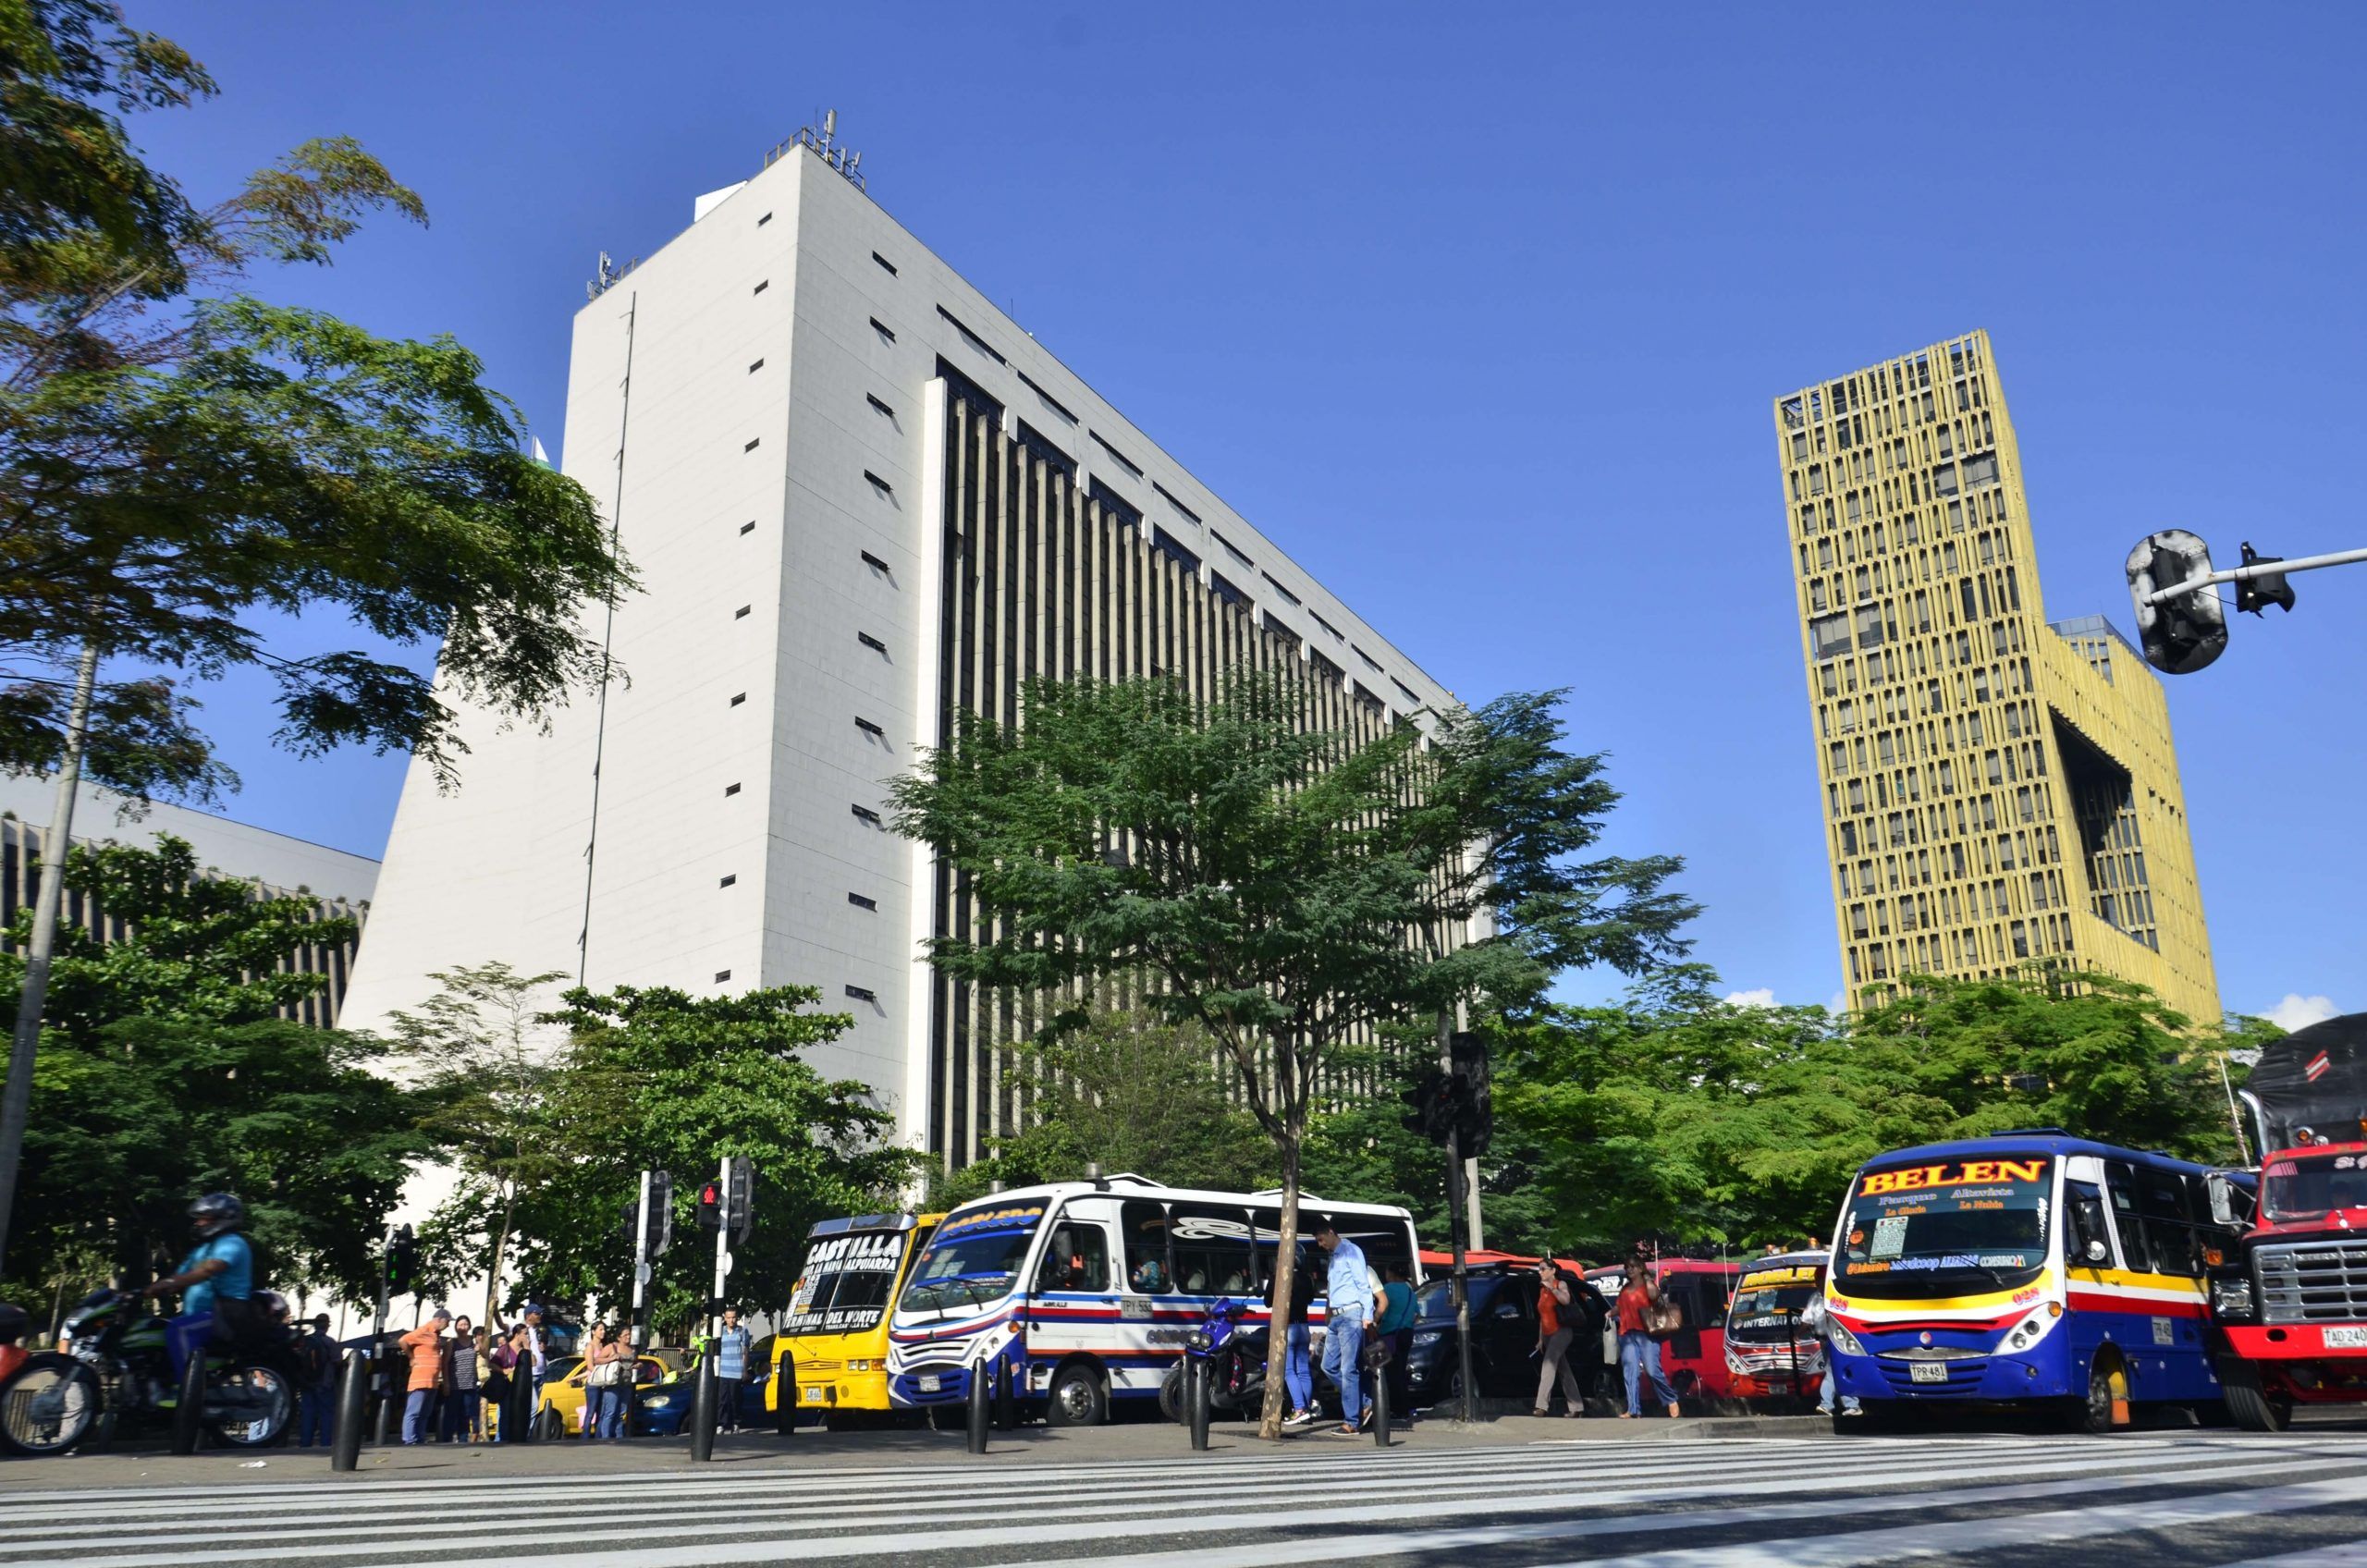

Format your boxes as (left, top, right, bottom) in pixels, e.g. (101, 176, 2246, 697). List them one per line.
(293, 1313, 339, 1448)
(580, 1324, 617, 1439)
(1312, 1220, 1382, 1436)
(1802, 1290, 1860, 1416)
(714, 1306, 754, 1434)
(1266, 1260, 1317, 1428)
(487, 1324, 528, 1441)
(1531, 1255, 1587, 1417)
(466, 1328, 494, 1439)
(1375, 1261, 1417, 1423)
(1614, 1249, 1681, 1419)
(398, 1308, 451, 1445)
(440, 1316, 481, 1441)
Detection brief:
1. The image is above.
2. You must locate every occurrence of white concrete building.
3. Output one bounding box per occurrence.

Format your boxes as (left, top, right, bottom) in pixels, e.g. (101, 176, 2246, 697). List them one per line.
(340, 131, 1456, 1167)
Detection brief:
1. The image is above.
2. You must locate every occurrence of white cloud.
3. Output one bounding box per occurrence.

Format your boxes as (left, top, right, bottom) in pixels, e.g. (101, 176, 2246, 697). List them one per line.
(1723, 987, 1778, 1010)
(2264, 993, 2341, 1033)
(1827, 990, 1849, 1016)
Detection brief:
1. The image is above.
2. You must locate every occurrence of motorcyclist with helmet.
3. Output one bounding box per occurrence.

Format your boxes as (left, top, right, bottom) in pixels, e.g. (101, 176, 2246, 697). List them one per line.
(142, 1193, 263, 1380)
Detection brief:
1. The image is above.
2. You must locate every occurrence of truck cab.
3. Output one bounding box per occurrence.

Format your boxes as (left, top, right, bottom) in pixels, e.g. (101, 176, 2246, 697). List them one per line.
(2212, 1011, 2367, 1430)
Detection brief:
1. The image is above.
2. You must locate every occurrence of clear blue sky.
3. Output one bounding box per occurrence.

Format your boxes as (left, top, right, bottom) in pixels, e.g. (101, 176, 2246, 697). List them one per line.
(134, 2, 2361, 1023)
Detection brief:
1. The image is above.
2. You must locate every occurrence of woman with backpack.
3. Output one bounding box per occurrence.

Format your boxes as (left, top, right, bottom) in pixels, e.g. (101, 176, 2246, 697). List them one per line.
(1613, 1244, 1681, 1419)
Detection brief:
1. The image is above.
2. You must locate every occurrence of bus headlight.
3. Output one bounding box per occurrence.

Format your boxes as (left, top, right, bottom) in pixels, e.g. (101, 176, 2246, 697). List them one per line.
(1826, 1320, 1866, 1358)
(1999, 1306, 2058, 1355)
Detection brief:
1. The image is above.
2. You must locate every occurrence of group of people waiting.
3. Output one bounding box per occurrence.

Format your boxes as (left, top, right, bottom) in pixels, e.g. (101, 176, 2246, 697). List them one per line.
(284, 1303, 554, 1447)
(1531, 1244, 1693, 1420)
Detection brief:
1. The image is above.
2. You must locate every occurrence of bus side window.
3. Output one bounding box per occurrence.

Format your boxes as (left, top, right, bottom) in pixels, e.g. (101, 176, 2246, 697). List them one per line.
(2067, 1181, 2114, 1267)
(1036, 1224, 1111, 1293)
(1171, 1205, 1255, 1296)
(1121, 1199, 1172, 1294)
(2104, 1162, 2156, 1273)
(2140, 1170, 2202, 1277)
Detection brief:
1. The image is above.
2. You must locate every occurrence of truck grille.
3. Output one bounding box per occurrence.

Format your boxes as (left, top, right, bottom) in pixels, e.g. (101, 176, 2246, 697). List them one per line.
(2258, 1240, 2367, 1324)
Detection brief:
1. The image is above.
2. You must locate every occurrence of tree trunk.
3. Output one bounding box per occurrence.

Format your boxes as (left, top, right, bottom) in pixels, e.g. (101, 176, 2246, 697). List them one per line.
(484, 1186, 514, 1328)
(1257, 1136, 1303, 1440)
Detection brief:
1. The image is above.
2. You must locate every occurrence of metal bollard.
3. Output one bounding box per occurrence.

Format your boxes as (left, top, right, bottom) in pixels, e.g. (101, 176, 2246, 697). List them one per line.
(1187, 1359, 1210, 1452)
(1371, 1374, 1391, 1448)
(331, 1349, 369, 1472)
(775, 1359, 798, 1435)
(169, 1343, 204, 1455)
(965, 1362, 990, 1453)
(993, 1358, 1018, 1432)
(690, 1357, 717, 1462)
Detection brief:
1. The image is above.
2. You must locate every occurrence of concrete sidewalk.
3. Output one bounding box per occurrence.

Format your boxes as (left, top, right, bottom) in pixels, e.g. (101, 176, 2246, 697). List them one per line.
(0, 1410, 1834, 1491)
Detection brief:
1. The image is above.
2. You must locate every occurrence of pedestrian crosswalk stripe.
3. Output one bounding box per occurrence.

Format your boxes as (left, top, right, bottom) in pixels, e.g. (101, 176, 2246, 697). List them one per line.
(977, 1458, 2343, 1568)
(2214, 1545, 2367, 1568)
(11, 1449, 2330, 1568)
(1547, 1475, 2367, 1568)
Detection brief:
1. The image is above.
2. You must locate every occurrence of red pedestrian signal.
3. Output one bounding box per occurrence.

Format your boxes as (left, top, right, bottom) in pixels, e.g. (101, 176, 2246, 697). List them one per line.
(696, 1182, 724, 1232)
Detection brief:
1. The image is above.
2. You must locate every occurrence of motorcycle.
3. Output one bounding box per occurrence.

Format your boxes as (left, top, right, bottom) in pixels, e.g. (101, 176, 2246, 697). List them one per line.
(0, 1287, 293, 1456)
(1159, 1297, 1266, 1423)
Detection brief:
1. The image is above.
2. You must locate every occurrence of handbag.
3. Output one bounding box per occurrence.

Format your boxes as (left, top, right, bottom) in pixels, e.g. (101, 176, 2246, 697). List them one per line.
(1645, 1293, 1684, 1337)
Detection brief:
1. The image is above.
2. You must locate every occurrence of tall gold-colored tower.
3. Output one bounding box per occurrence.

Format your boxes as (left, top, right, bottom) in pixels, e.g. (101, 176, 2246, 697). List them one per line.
(1773, 331, 2219, 1023)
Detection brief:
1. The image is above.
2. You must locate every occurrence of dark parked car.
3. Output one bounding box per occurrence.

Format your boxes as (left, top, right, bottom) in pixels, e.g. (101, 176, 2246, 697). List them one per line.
(1399, 1266, 1564, 1410)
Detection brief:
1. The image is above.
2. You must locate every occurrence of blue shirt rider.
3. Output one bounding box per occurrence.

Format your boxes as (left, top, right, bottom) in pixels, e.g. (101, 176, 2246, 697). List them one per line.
(141, 1193, 256, 1379)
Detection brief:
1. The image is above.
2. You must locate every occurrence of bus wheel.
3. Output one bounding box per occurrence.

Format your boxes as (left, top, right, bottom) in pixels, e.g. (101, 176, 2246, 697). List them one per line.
(2075, 1354, 2132, 1434)
(2219, 1358, 2290, 1434)
(1045, 1361, 1107, 1427)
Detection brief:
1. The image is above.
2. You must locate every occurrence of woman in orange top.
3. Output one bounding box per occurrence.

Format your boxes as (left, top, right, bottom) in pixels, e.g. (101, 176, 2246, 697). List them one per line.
(398, 1307, 450, 1445)
(1614, 1251, 1681, 1419)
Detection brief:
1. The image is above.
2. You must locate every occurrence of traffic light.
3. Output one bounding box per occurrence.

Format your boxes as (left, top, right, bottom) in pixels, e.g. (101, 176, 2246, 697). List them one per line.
(2237, 542, 2296, 615)
(1451, 1031, 1492, 1158)
(615, 1197, 640, 1250)
(697, 1180, 724, 1232)
(724, 1156, 754, 1242)
(647, 1170, 674, 1257)
(2125, 529, 2228, 675)
(1400, 1063, 1454, 1143)
(386, 1223, 420, 1296)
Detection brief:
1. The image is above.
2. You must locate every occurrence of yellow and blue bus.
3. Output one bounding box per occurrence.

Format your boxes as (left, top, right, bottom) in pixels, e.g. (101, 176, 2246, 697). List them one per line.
(769, 1211, 943, 1428)
(1823, 1133, 2249, 1432)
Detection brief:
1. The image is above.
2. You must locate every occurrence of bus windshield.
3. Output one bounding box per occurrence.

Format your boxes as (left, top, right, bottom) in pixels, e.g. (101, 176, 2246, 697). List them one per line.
(901, 1206, 1044, 1314)
(1836, 1156, 2052, 1297)
(1727, 1277, 1819, 1342)
(785, 1229, 909, 1336)
(2264, 1154, 2367, 1221)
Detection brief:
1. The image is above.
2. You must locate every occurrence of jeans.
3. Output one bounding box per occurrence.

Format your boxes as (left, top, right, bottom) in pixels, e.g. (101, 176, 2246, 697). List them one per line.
(401, 1389, 434, 1444)
(1619, 1332, 1679, 1415)
(717, 1377, 742, 1431)
(1283, 1323, 1313, 1412)
(1320, 1317, 1367, 1426)
(442, 1388, 480, 1439)
(297, 1387, 334, 1447)
(599, 1385, 629, 1439)
(163, 1309, 215, 1384)
(1817, 1352, 1860, 1414)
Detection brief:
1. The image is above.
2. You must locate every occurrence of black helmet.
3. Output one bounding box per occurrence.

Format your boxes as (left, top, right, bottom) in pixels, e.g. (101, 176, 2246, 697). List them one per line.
(190, 1193, 246, 1239)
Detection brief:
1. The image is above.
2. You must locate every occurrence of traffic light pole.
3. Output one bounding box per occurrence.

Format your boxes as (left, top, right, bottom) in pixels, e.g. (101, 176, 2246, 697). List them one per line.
(629, 1170, 652, 1355)
(370, 1222, 394, 1446)
(1439, 1009, 1478, 1426)
(691, 1155, 733, 1462)
(2144, 545, 2367, 604)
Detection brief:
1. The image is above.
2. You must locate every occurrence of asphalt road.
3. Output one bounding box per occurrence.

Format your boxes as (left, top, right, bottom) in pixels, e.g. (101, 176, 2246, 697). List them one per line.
(7, 1419, 2367, 1566)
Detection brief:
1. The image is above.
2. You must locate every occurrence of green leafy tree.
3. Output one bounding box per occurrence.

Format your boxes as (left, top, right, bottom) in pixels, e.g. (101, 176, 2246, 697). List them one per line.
(474, 984, 918, 1337)
(381, 962, 570, 1326)
(936, 1003, 1272, 1207)
(1493, 966, 2251, 1256)
(0, 832, 425, 1299)
(891, 671, 1694, 1437)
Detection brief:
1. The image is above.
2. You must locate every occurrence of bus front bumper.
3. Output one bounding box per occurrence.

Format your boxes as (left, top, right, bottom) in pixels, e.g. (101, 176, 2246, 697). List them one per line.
(775, 1365, 894, 1415)
(1831, 1350, 2076, 1403)
(2221, 1324, 2367, 1362)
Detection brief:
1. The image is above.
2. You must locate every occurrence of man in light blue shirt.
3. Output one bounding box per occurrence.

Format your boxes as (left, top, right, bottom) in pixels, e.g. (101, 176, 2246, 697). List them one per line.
(714, 1305, 754, 1432)
(1313, 1220, 1382, 1435)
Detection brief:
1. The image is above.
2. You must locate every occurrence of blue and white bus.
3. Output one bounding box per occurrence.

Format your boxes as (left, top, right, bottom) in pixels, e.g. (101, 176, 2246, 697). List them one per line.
(885, 1176, 1418, 1426)
(1823, 1133, 2250, 1431)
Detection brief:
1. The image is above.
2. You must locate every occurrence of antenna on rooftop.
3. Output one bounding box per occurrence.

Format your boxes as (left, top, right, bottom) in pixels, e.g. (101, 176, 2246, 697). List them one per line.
(766, 111, 867, 193)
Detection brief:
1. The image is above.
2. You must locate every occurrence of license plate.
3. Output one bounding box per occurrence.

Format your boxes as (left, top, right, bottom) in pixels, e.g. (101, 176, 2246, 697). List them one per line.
(2326, 1327, 2367, 1350)
(919, 1374, 941, 1393)
(803, 1387, 825, 1403)
(1909, 1361, 1948, 1384)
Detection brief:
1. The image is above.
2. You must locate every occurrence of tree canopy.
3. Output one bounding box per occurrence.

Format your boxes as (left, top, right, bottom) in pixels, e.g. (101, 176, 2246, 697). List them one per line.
(0, 832, 424, 1303)
(416, 983, 918, 1335)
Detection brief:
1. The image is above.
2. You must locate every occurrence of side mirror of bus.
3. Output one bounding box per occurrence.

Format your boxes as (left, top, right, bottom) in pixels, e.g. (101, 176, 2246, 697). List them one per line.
(2070, 1197, 2112, 1266)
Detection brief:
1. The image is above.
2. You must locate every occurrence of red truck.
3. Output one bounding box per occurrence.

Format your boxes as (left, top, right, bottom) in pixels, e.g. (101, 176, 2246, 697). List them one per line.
(2211, 1011, 2367, 1430)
